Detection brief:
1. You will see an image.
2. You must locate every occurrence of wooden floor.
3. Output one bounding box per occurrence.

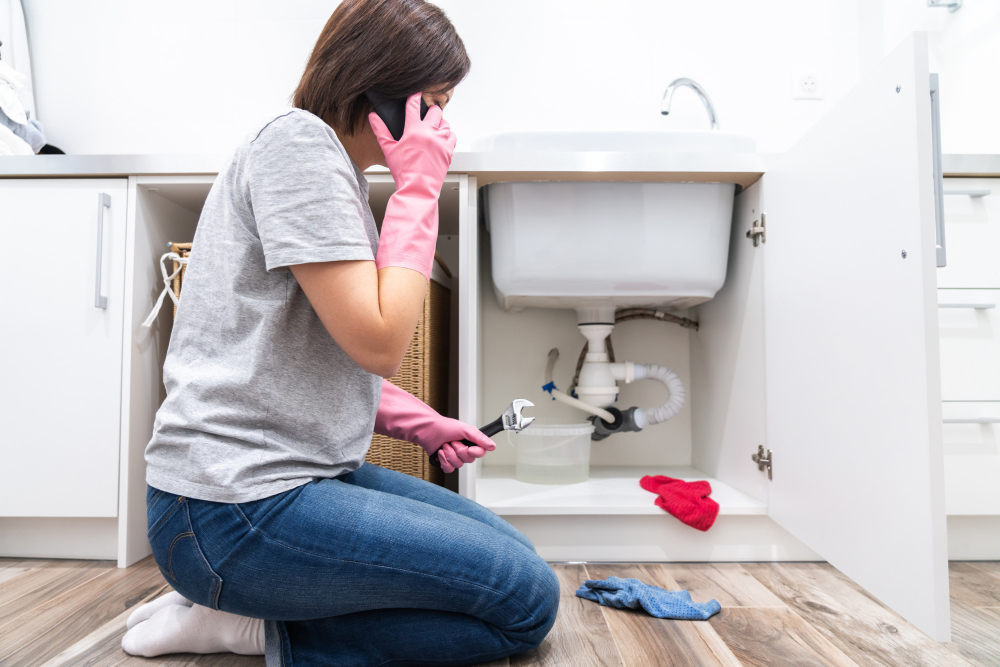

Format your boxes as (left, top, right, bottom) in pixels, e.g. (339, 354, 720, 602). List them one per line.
(1, 557, 998, 667)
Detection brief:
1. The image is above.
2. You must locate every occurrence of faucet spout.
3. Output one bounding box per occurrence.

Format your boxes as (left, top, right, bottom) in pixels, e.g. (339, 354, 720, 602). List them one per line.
(660, 78, 719, 130)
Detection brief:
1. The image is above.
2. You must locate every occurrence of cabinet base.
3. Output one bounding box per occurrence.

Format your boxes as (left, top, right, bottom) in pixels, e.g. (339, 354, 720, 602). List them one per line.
(0, 517, 117, 560)
(947, 515, 1000, 560)
(507, 514, 820, 562)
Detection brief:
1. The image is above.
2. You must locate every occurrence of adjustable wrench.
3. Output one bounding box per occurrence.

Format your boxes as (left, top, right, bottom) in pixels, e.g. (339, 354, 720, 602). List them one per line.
(429, 399, 536, 468)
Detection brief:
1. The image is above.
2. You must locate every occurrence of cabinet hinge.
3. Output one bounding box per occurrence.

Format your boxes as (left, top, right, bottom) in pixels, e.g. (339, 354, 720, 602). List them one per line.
(752, 445, 772, 480)
(746, 212, 766, 247)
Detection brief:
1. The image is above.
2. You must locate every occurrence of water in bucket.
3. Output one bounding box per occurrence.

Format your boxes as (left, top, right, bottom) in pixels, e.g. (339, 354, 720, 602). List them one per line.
(508, 423, 594, 484)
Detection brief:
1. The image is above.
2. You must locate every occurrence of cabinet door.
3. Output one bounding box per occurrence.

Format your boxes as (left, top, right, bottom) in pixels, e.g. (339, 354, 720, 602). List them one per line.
(762, 34, 949, 640)
(0, 179, 128, 517)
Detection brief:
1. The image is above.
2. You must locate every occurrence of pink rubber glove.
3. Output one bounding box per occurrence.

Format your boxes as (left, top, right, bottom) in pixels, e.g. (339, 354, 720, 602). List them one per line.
(374, 380, 495, 473)
(369, 93, 457, 280)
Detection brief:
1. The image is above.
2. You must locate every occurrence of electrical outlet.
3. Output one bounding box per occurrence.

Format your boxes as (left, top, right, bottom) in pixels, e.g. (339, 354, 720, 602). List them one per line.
(791, 70, 824, 100)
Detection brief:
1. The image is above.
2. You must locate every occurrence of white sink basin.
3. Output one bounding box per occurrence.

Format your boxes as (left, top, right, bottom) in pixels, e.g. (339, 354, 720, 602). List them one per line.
(480, 131, 751, 312)
(471, 130, 755, 154)
(486, 181, 735, 312)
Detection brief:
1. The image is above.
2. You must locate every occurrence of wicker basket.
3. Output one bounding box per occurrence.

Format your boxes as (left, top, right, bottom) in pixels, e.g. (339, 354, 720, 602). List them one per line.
(365, 277, 450, 486)
(166, 241, 451, 486)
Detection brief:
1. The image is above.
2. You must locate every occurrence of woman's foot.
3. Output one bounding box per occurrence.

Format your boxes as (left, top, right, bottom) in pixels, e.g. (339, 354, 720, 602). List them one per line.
(126, 591, 193, 629)
(121, 604, 265, 656)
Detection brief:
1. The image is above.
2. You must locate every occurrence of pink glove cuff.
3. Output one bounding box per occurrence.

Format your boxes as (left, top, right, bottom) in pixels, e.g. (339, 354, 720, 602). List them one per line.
(374, 380, 495, 455)
(374, 195, 439, 280)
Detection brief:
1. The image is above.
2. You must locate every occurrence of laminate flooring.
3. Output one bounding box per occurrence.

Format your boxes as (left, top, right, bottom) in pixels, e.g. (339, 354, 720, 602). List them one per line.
(0, 556, 997, 666)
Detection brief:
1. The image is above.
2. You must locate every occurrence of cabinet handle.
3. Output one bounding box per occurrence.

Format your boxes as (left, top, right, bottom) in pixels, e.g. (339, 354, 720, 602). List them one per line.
(930, 74, 946, 268)
(943, 189, 991, 198)
(938, 303, 996, 309)
(944, 418, 1000, 424)
(94, 193, 111, 309)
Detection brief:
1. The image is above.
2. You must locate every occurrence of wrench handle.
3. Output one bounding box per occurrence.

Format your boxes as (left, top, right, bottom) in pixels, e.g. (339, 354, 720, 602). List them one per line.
(428, 416, 505, 468)
(480, 417, 505, 438)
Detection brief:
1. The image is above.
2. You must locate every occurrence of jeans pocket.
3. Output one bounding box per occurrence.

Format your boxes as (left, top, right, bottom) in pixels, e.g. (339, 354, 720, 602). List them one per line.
(148, 498, 223, 610)
(147, 486, 181, 538)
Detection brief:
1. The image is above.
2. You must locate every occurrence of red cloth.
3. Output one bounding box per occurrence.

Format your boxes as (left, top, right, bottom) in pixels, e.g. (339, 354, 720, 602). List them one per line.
(639, 475, 719, 532)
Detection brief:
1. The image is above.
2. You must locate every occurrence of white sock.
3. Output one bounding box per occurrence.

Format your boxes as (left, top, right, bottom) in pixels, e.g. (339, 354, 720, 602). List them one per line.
(126, 591, 193, 629)
(121, 604, 265, 657)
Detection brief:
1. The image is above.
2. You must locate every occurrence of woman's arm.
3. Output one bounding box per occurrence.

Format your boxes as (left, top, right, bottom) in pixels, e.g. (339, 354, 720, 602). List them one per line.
(293, 94, 455, 378)
(290, 262, 426, 378)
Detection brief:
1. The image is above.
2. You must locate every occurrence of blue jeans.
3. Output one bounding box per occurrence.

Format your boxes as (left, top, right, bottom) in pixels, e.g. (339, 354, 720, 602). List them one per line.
(146, 463, 559, 667)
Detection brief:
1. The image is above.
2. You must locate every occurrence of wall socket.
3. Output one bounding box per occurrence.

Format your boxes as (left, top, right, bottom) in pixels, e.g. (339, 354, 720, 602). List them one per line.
(791, 70, 824, 100)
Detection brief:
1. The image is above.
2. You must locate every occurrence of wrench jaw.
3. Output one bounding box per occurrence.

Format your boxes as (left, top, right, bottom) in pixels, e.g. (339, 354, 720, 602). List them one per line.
(502, 399, 536, 433)
(515, 416, 536, 432)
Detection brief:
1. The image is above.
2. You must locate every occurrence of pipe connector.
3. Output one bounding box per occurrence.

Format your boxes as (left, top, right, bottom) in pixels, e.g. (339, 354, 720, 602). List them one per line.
(610, 362, 636, 384)
(590, 406, 645, 441)
(544, 348, 617, 423)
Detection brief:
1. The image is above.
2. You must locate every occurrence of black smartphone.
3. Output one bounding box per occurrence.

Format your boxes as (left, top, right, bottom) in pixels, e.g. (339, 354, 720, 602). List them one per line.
(364, 89, 430, 141)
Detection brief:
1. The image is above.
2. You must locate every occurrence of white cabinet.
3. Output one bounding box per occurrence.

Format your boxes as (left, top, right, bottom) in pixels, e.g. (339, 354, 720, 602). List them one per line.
(0, 179, 128, 517)
(469, 33, 950, 641)
(936, 180, 1000, 560)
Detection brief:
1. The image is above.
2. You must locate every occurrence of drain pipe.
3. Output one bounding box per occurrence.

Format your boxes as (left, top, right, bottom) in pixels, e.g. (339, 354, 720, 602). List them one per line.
(588, 363, 687, 440)
(543, 348, 617, 424)
(614, 363, 686, 429)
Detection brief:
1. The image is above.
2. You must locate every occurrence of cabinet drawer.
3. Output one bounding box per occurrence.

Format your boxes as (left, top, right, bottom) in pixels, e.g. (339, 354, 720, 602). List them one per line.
(939, 289, 1000, 401)
(942, 402, 1000, 515)
(937, 178, 1000, 288)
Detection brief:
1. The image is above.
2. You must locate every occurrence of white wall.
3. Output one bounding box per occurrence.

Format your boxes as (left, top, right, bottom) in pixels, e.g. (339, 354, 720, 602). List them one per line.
(16, 1, 999, 155)
(21, 0, 866, 155)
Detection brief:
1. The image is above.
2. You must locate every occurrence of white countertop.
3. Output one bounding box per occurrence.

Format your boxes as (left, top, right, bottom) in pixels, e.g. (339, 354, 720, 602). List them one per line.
(0, 151, 767, 186)
(942, 154, 1000, 176)
(0, 152, 995, 183)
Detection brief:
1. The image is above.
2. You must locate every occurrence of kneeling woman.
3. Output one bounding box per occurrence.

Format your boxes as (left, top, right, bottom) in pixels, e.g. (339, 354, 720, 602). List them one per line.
(122, 1, 559, 664)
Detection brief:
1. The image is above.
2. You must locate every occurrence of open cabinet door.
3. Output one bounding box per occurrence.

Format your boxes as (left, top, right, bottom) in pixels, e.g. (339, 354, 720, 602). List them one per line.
(762, 33, 950, 640)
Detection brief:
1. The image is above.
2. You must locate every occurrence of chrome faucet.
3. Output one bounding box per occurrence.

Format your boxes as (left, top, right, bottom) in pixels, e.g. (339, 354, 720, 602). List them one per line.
(660, 78, 719, 130)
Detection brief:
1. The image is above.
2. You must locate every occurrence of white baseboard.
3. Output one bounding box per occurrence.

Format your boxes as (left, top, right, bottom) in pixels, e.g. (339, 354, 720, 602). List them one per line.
(509, 514, 822, 562)
(948, 515, 1000, 560)
(0, 517, 118, 560)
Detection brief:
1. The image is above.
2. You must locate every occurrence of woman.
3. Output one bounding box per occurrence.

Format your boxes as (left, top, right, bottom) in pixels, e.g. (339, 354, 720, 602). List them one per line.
(121, 1, 560, 665)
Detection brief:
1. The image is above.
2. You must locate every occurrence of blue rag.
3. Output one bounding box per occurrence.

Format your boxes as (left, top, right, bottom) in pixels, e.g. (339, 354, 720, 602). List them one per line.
(575, 576, 721, 620)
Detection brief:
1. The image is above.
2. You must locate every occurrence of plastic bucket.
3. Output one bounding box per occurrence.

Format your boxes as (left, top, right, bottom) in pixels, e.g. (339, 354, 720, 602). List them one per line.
(508, 423, 594, 485)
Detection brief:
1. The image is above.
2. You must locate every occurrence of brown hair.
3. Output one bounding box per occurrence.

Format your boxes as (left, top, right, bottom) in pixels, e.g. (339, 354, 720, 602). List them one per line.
(294, 0, 470, 135)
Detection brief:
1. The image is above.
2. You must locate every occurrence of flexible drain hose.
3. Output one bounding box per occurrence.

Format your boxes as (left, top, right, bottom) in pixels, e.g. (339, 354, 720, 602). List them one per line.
(544, 349, 617, 423)
(632, 364, 686, 429)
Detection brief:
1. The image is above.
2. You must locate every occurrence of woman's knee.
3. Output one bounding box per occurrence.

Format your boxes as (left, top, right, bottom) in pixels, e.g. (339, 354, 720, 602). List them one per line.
(503, 554, 560, 649)
(529, 564, 560, 644)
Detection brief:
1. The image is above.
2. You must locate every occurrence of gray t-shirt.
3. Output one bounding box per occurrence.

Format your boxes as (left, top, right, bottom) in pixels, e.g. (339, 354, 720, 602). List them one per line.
(145, 109, 382, 503)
